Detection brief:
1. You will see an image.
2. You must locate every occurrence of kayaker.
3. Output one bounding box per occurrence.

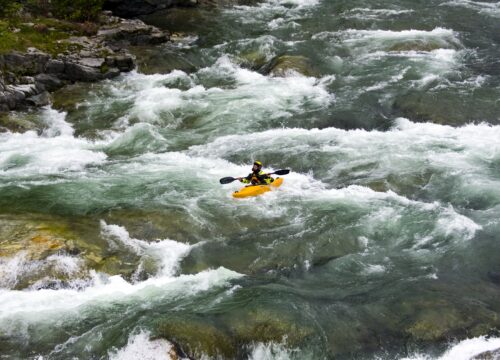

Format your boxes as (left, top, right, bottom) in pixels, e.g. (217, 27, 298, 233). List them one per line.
(237, 161, 275, 185)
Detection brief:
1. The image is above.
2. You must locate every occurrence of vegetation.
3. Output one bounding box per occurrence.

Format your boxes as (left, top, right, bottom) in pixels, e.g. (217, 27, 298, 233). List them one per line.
(0, 19, 86, 55)
(0, 1, 104, 55)
(27, 0, 105, 22)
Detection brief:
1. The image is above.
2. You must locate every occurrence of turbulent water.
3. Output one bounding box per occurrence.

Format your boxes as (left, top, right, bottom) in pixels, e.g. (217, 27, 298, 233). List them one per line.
(1, 0, 500, 359)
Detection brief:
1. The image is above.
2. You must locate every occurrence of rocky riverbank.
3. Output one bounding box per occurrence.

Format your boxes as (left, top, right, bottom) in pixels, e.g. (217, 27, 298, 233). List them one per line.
(0, 12, 169, 115)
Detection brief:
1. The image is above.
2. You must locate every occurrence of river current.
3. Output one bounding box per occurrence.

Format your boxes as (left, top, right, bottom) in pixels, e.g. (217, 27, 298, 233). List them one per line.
(1, 0, 500, 359)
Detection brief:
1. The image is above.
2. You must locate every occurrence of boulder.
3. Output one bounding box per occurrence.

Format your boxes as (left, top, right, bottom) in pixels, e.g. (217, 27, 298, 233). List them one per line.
(26, 91, 51, 107)
(45, 59, 66, 74)
(471, 348, 500, 360)
(35, 73, 64, 92)
(260, 55, 317, 77)
(114, 55, 135, 71)
(1, 50, 50, 76)
(64, 62, 103, 82)
(97, 18, 169, 46)
(156, 316, 236, 359)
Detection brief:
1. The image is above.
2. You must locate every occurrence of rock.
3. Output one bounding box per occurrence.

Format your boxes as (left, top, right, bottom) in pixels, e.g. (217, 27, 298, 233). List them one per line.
(487, 271, 500, 285)
(103, 67, 121, 79)
(156, 316, 236, 358)
(26, 91, 51, 107)
(45, 59, 66, 74)
(78, 57, 105, 68)
(229, 309, 314, 346)
(1, 51, 50, 76)
(260, 55, 317, 77)
(97, 18, 170, 46)
(471, 348, 500, 360)
(64, 62, 103, 82)
(35, 73, 64, 92)
(114, 55, 135, 71)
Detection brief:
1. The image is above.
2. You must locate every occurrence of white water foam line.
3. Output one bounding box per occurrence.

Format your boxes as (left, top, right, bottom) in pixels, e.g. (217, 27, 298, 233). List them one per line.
(441, 0, 500, 18)
(0, 222, 242, 323)
(190, 118, 500, 170)
(342, 7, 414, 20)
(0, 266, 242, 322)
(403, 336, 500, 360)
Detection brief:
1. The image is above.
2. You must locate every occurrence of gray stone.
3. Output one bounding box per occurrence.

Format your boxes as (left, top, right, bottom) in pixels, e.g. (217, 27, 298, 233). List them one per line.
(103, 67, 121, 79)
(26, 91, 51, 107)
(2, 51, 50, 75)
(114, 55, 134, 71)
(19, 76, 35, 84)
(64, 62, 103, 82)
(10, 84, 39, 98)
(34, 74, 64, 92)
(78, 57, 105, 68)
(45, 60, 65, 74)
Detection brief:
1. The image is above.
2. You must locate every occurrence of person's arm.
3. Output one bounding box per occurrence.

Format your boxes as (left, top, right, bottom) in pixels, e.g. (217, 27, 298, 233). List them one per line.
(239, 174, 251, 183)
(258, 172, 274, 184)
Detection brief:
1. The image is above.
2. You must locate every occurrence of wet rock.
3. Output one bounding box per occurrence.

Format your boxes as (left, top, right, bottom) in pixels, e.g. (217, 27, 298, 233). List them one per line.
(64, 62, 104, 82)
(260, 55, 317, 77)
(487, 271, 500, 285)
(156, 316, 236, 358)
(471, 348, 500, 360)
(229, 309, 314, 345)
(0, 112, 39, 132)
(26, 91, 51, 107)
(34, 73, 64, 92)
(114, 54, 135, 71)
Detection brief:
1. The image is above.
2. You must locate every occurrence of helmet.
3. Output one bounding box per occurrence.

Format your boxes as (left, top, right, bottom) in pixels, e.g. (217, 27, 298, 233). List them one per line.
(254, 160, 262, 167)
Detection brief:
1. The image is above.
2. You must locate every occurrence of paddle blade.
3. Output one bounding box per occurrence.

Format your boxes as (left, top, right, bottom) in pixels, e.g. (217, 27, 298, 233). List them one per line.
(220, 177, 236, 184)
(273, 169, 290, 175)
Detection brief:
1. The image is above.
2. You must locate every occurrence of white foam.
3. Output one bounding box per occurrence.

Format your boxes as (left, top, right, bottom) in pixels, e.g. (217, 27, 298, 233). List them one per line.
(343, 7, 414, 20)
(442, 0, 500, 18)
(0, 128, 107, 177)
(41, 107, 74, 137)
(403, 336, 500, 360)
(434, 206, 482, 241)
(248, 342, 296, 360)
(101, 221, 193, 277)
(0, 266, 242, 321)
(99, 58, 332, 135)
(0, 252, 85, 289)
(109, 330, 175, 360)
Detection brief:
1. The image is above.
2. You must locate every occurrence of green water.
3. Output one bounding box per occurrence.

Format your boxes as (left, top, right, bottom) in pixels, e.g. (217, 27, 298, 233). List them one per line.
(1, 0, 500, 359)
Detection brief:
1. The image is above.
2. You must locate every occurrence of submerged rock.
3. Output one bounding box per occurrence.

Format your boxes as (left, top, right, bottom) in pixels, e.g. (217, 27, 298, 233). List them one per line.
(156, 316, 236, 358)
(471, 348, 500, 360)
(259, 55, 317, 77)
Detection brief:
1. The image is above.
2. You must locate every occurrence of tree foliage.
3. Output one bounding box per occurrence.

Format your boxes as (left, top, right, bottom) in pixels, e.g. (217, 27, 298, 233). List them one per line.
(1, 0, 105, 22)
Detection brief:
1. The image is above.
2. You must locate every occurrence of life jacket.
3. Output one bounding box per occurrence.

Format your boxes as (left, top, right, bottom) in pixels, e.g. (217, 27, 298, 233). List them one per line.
(242, 170, 274, 185)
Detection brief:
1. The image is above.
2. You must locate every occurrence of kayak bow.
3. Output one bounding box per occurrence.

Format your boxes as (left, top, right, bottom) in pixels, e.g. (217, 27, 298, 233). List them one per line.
(233, 177, 284, 198)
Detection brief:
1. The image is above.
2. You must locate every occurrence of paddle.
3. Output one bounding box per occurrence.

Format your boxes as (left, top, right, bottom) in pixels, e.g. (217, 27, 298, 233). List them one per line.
(219, 169, 290, 184)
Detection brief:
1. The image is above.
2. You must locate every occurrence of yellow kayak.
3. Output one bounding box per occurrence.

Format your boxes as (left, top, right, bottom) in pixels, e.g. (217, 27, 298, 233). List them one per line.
(233, 177, 284, 198)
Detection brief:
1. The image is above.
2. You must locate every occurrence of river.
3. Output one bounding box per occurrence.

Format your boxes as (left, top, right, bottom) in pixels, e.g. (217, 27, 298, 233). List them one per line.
(1, 0, 500, 359)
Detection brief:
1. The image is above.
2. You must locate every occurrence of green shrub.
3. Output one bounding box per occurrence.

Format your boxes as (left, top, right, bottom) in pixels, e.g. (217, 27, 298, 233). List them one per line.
(51, 0, 104, 22)
(0, 0, 23, 17)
